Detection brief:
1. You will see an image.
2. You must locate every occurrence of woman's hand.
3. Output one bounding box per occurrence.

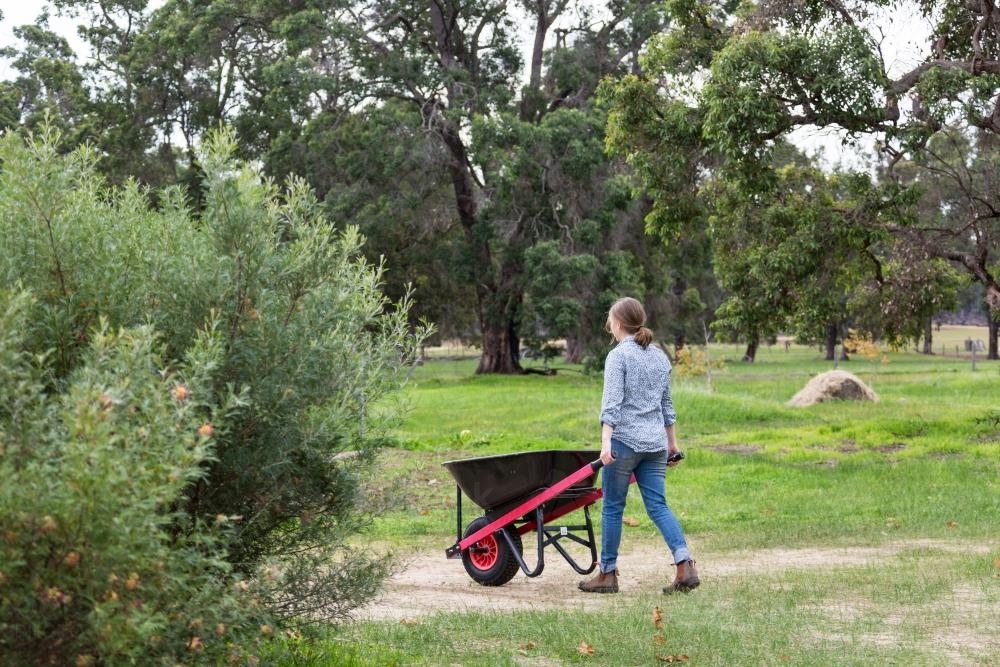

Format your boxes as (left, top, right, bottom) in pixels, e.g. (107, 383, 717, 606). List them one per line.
(667, 444, 682, 467)
(600, 423, 615, 465)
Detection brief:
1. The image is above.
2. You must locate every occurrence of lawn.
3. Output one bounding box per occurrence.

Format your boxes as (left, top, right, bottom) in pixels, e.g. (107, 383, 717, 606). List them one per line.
(272, 330, 1000, 666)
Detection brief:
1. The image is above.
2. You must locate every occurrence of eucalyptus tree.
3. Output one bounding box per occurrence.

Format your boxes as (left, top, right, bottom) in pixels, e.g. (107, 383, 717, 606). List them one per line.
(20, 0, 185, 186)
(479, 101, 651, 365)
(706, 146, 900, 361)
(5, 0, 311, 187)
(0, 13, 89, 142)
(605, 0, 1000, 357)
(324, 0, 669, 373)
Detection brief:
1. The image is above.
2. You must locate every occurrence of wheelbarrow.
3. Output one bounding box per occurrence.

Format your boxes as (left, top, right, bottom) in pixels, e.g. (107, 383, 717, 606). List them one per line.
(443, 449, 605, 586)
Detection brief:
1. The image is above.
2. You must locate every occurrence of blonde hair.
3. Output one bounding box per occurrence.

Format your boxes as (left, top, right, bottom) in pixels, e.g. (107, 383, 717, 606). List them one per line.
(608, 297, 653, 348)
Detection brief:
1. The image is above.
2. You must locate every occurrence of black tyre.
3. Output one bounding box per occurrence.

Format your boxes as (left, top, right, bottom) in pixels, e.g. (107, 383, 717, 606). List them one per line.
(461, 516, 523, 586)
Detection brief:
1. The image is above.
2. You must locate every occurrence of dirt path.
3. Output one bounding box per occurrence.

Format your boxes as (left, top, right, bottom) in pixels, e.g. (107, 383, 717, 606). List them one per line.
(354, 538, 992, 621)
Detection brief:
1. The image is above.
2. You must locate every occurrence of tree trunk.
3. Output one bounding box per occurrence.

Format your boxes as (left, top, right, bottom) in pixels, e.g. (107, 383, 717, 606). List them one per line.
(472, 286, 523, 374)
(674, 332, 686, 353)
(507, 319, 521, 368)
(990, 316, 999, 361)
(476, 320, 521, 374)
(742, 336, 758, 362)
(825, 322, 847, 361)
(564, 336, 584, 364)
(922, 316, 934, 355)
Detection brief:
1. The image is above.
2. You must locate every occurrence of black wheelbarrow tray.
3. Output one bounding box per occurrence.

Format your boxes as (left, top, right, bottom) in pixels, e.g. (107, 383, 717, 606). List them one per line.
(443, 449, 605, 586)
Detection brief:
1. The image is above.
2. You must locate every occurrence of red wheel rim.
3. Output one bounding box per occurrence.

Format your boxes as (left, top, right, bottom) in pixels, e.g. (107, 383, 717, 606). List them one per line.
(469, 534, 499, 570)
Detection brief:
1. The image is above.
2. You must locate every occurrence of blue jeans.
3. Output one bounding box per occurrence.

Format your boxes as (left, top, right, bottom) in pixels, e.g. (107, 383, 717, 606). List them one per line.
(599, 438, 691, 573)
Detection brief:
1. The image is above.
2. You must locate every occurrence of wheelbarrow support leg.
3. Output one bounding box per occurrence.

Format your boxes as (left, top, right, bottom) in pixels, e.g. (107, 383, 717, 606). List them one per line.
(543, 503, 598, 575)
(503, 501, 599, 578)
(501, 503, 549, 577)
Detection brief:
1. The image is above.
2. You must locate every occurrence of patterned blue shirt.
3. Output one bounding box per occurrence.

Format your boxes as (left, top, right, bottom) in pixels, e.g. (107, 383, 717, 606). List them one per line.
(599, 336, 676, 452)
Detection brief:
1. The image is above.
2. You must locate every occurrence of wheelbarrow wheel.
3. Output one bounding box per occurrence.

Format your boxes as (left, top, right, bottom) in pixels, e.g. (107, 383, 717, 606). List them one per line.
(461, 516, 523, 586)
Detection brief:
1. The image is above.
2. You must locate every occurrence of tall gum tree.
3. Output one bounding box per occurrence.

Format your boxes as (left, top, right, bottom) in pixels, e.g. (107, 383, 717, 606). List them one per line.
(336, 0, 667, 373)
(605, 0, 990, 357)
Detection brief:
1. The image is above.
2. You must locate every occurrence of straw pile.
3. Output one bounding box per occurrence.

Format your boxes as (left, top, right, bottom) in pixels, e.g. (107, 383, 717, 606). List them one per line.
(787, 369, 879, 407)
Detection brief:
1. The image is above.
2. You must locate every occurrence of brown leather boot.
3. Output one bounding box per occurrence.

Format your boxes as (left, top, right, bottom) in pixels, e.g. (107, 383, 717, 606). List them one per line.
(662, 559, 699, 594)
(578, 568, 619, 593)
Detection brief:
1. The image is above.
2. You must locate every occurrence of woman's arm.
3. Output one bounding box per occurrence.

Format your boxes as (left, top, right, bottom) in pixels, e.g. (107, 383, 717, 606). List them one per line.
(600, 422, 615, 465)
(599, 350, 624, 466)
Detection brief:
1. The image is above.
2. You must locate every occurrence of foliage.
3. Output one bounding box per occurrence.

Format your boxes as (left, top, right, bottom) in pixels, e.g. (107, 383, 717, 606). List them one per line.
(507, 105, 642, 363)
(2, 0, 680, 374)
(607, 1, 1000, 357)
(0, 125, 429, 649)
(0, 15, 89, 144)
(289, 102, 478, 343)
(10, 0, 1000, 372)
(671, 345, 726, 379)
(0, 290, 276, 665)
(843, 328, 890, 362)
(325, 0, 670, 372)
(602, 2, 984, 358)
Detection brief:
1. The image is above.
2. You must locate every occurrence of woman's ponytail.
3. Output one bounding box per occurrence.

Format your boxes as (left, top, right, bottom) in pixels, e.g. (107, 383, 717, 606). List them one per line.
(634, 326, 653, 349)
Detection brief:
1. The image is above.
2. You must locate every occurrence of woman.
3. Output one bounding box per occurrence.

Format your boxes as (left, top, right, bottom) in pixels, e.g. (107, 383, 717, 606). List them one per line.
(578, 297, 699, 595)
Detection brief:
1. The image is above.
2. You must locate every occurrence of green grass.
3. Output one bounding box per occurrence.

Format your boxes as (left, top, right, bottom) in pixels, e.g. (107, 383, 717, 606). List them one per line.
(294, 550, 1000, 665)
(303, 334, 1000, 665)
(391, 360, 602, 453)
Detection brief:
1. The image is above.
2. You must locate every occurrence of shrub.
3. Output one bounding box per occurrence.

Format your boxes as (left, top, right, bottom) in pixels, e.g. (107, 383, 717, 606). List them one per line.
(0, 290, 275, 664)
(0, 126, 429, 660)
(672, 345, 725, 378)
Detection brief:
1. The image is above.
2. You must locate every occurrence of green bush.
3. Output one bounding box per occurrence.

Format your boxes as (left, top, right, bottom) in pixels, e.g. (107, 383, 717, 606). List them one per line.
(0, 291, 274, 664)
(0, 127, 428, 661)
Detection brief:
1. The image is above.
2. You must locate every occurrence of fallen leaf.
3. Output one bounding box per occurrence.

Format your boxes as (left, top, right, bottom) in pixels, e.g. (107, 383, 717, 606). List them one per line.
(653, 633, 666, 645)
(518, 641, 536, 650)
(653, 606, 663, 630)
(946, 520, 958, 528)
(399, 618, 419, 626)
(578, 640, 595, 655)
(655, 654, 689, 663)
(993, 558, 1000, 569)
(623, 517, 640, 527)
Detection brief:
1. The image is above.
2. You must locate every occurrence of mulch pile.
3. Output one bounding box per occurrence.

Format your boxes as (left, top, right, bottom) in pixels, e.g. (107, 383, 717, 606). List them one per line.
(787, 369, 879, 407)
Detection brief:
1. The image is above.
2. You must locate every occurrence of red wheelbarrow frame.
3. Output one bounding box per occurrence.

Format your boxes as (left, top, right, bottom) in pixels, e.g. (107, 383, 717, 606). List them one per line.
(445, 459, 610, 585)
